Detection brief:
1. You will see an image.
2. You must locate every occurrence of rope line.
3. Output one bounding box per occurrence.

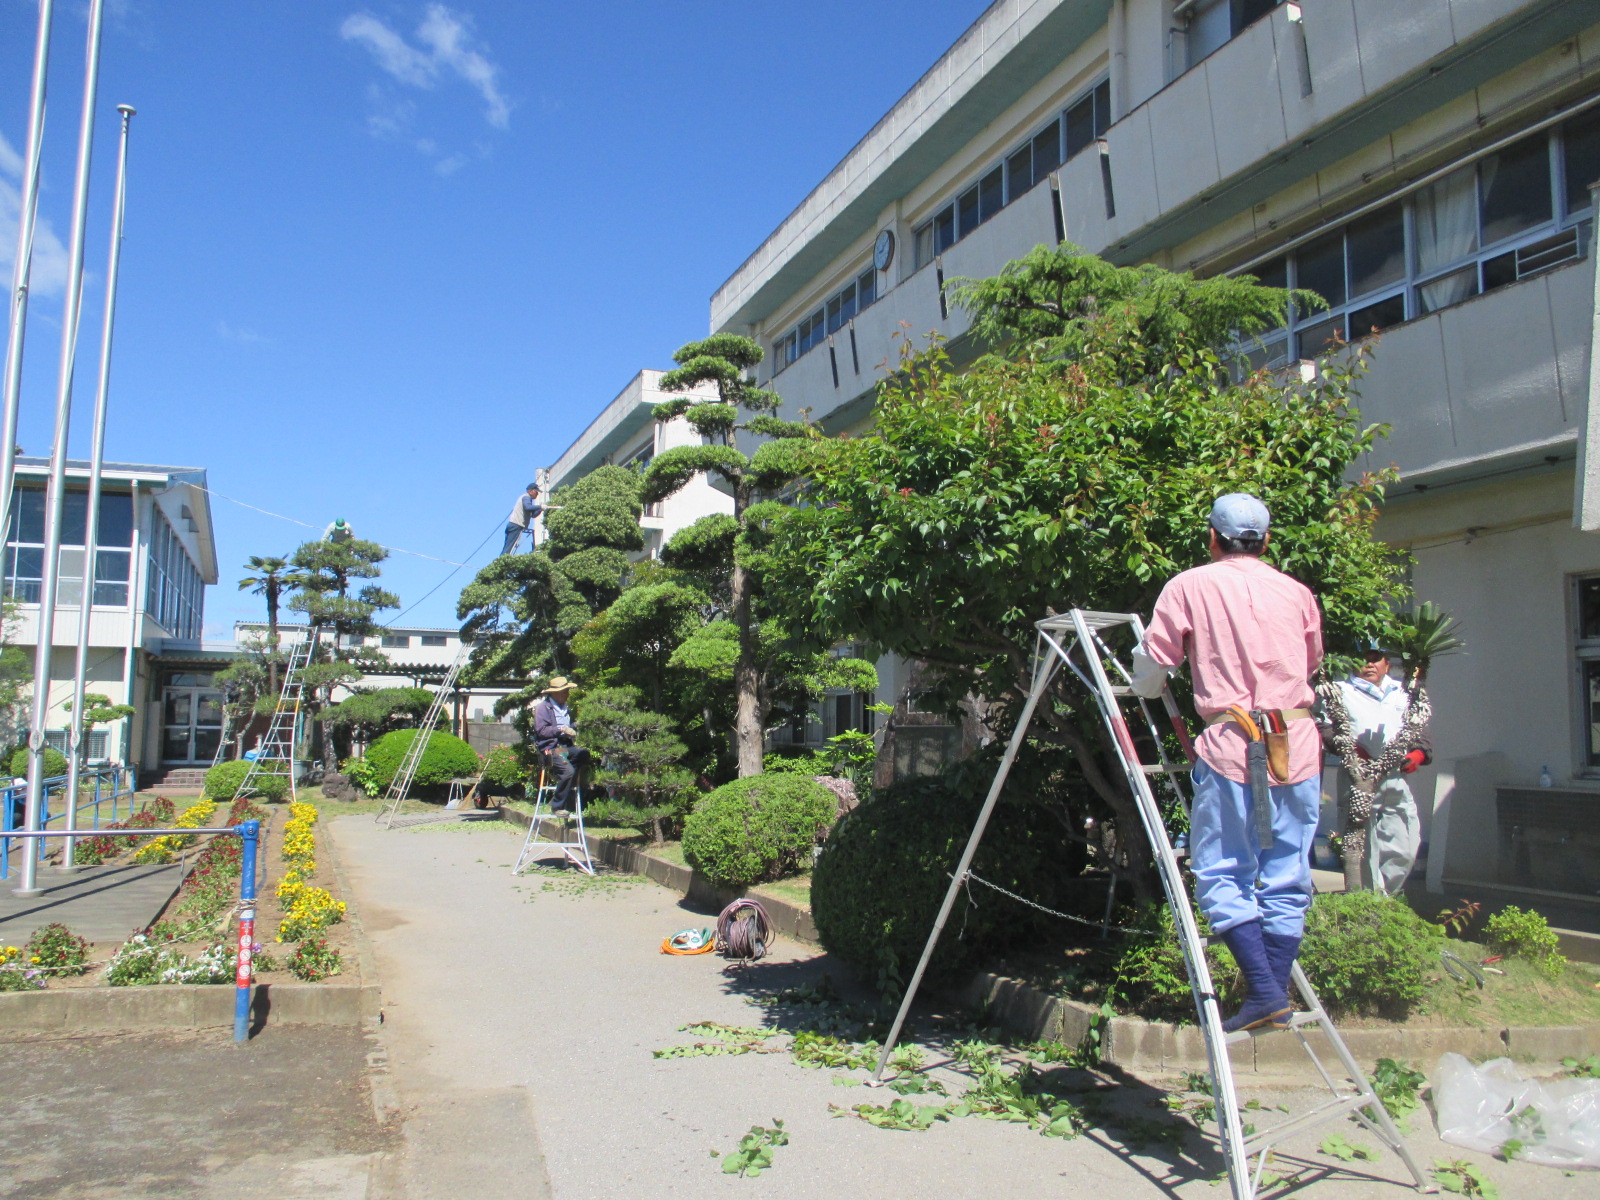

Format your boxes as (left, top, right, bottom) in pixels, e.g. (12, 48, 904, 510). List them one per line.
(955, 870, 1146, 936)
(196, 483, 471, 566)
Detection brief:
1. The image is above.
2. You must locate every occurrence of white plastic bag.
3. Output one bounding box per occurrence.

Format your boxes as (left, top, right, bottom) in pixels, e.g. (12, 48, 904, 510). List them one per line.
(1433, 1052, 1600, 1169)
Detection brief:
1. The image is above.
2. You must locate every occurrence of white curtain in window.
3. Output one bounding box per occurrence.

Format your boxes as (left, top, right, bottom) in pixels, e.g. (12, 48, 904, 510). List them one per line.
(1415, 166, 1479, 311)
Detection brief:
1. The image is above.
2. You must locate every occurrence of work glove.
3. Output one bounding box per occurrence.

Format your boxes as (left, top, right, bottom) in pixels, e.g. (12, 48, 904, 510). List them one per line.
(1400, 749, 1426, 775)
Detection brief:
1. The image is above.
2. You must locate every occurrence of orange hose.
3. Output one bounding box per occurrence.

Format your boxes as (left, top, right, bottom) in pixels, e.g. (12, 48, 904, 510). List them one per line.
(660, 936, 714, 955)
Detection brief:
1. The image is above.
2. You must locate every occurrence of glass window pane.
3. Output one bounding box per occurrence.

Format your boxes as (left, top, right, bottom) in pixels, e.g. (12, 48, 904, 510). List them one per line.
(1033, 121, 1062, 175)
(1415, 165, 1479, 273)
(1480, 134, 1552, 245)
(913, 222, 934, 269)
(1296, 230, 1346, 309)
(857, 269, 876, 309)
(1346, 203, 1405, 298)
(95, 548, 130, 582)
(1247, 256, 1288, 332)
(13, 487, 45, 544)
(12, 546, 41, 582)
(59, 491, 87, 545)
(1347, 293, 1406, 341)
(1093, 79, 1111, 137)
(957, 186, 980, 238)
(1007, 145, 1033, 198)
(1295, 313, 1343, 358)
(934, 207, 956, 254)
(96, 493, 133, 547)
(1580, 578, 1600, 639)
(92, 581, 128, 607)
(1482, 249, 1517, 292)
(1188, 0, 1231, 67)
(1417, 266, 1478, 315)
(1233, 0, 1280, 34)
(978, 167, 1004, 221)
(1563, 109, 1600, 215)
(826, 295, 844, 334)
(1587, 659, 1600, 766)
(1065, 94, 1096, 160)
(162, 727, 191, 761)
(164, 691, 192, 726)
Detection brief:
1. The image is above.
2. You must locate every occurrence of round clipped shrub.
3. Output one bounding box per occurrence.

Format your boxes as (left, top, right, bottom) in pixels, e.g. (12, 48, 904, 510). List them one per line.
(1299, 890, 1438, 1017)
(7, 746, 68, 780)
(203, 759, 288, 803)
(681, 774, 836, 890)
(1484, 904, 1566, 980)
(366, 729, 481, 791)
(811, 774, 1084, 994)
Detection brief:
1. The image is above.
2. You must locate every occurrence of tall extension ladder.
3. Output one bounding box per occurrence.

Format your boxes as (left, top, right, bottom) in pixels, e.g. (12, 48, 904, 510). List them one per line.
(872, 609, 1431, 1200)
(376, 640, 471, 829)
(233, 629, 321, 803)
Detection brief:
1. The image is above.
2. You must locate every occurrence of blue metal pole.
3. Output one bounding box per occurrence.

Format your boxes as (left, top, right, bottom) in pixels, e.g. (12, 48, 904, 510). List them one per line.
(233, 819, 259, 1042)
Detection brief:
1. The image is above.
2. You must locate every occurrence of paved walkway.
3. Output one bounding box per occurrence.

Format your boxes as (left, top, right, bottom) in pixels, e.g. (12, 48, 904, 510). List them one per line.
(0, 860, 181, 942)
(330, 815, 1594, 1200)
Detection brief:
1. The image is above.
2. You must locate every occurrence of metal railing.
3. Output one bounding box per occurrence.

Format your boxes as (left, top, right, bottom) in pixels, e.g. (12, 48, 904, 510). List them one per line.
(0, 764, 137, 879)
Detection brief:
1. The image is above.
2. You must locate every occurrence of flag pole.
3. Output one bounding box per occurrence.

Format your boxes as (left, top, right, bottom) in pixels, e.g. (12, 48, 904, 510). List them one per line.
(16, 0, 109, 897)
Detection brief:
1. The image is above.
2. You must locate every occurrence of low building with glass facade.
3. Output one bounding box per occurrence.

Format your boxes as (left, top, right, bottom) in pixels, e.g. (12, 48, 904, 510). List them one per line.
(4, 458, 219, 775)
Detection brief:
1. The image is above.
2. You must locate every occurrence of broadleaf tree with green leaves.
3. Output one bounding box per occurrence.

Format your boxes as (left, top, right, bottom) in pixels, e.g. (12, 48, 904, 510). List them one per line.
(766, 244, 1404, 899)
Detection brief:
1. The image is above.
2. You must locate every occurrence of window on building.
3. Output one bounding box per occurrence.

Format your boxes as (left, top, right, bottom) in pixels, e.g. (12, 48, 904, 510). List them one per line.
(1186, 0, 1283, 69)
(381, 635, 411, 648)
(420, 634, 447, 647)
(911, 79, 1107, 272)
(4, 487, 134, 607)
(1576, 574, 1600, 769)
(142, 506, 204, 639)
(1238, 112, 1596, 368)
(772, 267, 880, 373)
(43, 730, 107, 760)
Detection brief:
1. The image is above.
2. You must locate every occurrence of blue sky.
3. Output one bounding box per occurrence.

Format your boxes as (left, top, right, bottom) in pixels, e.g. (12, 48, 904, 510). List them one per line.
(1, 0, 981, 636)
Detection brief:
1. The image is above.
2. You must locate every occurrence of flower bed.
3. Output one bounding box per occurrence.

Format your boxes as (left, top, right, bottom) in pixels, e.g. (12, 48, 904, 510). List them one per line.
(271, 802, 347, 978)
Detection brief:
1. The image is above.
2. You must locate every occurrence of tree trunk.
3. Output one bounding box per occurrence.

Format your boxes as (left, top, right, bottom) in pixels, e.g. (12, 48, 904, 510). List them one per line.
(731, 552, 764, 777)
(266, 590, 280, 696)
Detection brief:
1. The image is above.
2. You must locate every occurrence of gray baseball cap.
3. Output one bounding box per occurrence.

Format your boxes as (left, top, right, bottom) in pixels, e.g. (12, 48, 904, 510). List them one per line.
(1210, 493, 1270, 540)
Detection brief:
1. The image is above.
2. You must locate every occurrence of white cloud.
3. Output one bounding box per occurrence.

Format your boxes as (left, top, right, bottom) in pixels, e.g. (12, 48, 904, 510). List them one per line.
(341, 5, 510, 130)
(216, 320, 270, 345)
(0, 131, 71, 300)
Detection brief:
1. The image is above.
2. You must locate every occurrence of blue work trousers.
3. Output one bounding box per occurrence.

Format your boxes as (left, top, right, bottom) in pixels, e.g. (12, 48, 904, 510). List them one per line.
(1189, 758, 1319, 937)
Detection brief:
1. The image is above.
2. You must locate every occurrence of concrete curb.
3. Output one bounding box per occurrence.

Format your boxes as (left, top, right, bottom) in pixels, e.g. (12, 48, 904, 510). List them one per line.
(955, 969, 1600, 1074)
(497, 805, 819, 943)
(0, 813, 381, 1036)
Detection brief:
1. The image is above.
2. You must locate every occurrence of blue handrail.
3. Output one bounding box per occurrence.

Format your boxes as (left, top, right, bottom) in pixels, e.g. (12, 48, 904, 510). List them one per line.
(0, 765, 138, 880)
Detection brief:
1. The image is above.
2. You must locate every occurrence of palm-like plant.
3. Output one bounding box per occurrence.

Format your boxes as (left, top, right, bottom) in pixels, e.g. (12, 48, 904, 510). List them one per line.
(238, 556, 293, 693)
(1386, 601, 1465, 692)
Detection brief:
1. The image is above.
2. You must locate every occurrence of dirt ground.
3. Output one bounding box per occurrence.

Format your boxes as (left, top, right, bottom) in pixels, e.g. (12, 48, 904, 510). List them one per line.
(0, 1025, 396, 1199)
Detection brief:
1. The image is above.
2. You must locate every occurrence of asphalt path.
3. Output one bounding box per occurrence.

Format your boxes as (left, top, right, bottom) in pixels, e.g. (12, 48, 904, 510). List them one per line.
(330, 814, 1596, 1200)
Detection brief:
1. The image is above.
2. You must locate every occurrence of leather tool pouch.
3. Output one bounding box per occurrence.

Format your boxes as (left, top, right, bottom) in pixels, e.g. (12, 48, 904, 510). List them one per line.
(1259, 709, 1291, 783)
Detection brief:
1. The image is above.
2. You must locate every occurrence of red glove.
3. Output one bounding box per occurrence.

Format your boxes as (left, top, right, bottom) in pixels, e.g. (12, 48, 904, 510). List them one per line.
(1400, 750, 1426, 775)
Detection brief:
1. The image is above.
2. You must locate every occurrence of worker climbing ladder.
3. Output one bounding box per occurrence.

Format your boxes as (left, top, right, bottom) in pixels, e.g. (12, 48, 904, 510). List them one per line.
(232, 629, 321, 803)
(376, 639, 472, 829)
(871, 609, 1431, 1200)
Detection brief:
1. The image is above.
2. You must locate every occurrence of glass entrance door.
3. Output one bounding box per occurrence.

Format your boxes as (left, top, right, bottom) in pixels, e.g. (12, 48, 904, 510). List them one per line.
(162, 680, 225, 763)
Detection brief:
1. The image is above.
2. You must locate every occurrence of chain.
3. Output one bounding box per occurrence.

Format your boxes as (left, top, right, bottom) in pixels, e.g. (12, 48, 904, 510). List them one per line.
(953, 870, 1146, 936)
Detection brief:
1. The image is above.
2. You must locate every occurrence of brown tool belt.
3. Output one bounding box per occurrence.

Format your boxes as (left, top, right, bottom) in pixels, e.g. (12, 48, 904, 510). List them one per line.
(1203, 707, 1312, 727)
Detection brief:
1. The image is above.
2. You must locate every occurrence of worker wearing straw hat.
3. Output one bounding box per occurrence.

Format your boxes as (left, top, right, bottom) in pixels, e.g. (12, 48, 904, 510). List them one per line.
(532, 676, 588, 813)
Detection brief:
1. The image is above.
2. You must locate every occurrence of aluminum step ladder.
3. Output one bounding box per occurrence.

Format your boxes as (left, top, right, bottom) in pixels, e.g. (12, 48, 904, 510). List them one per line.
(232, 629, 320, 802)
(871, 608, 1431, 1200)
(512, 760, 594, 875)
(376, 640, 472, 829)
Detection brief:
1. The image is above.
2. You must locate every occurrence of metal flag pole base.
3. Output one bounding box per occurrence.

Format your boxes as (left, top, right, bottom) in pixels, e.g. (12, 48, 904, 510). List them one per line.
(868, 608, 1432, 1200)
(513, 785, 594, 876)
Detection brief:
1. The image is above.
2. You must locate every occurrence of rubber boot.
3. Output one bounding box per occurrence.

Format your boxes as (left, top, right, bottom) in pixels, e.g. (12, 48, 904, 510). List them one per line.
(1219, 920, 1290, 1033)
(1261, 930, 1302, 1010)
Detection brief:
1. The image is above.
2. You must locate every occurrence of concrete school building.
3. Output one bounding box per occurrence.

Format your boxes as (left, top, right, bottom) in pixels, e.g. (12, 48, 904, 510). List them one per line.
(709, 0, 1600, 908)
(544, 369, 732, 559)
(3, 458, 220, 775)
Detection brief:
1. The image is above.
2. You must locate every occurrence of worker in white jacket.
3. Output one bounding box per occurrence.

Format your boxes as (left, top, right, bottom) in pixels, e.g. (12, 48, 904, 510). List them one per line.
(1326, 646, 1431, 895)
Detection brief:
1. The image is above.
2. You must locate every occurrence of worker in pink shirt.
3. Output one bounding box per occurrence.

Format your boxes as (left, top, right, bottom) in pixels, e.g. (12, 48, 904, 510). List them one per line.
(1131, 494, 1323, 1033)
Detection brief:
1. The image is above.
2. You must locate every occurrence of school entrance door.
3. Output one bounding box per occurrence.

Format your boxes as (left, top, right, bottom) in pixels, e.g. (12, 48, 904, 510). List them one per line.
(162, 672, 225, 764)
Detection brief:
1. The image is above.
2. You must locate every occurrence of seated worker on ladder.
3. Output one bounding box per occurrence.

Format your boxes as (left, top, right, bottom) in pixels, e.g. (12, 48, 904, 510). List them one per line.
(1131, 493, 1323, 1033)
(532, 676, 589, 815)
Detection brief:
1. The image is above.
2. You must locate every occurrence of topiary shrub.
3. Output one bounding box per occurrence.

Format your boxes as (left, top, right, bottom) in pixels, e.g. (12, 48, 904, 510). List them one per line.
(682, 774, 836, 890)
(1483, 904, 1566, 980)
(1299, 890, 1438, 1017)
(366, 729, 482, 792)
(7, 746, 68, 780)
(811, 773, 1085, 996)
(203, 759, 288, 803)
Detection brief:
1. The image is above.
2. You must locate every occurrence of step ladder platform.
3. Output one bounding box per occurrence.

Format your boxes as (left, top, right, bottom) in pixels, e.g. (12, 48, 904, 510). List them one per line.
(1036, 609, 1137, 633)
